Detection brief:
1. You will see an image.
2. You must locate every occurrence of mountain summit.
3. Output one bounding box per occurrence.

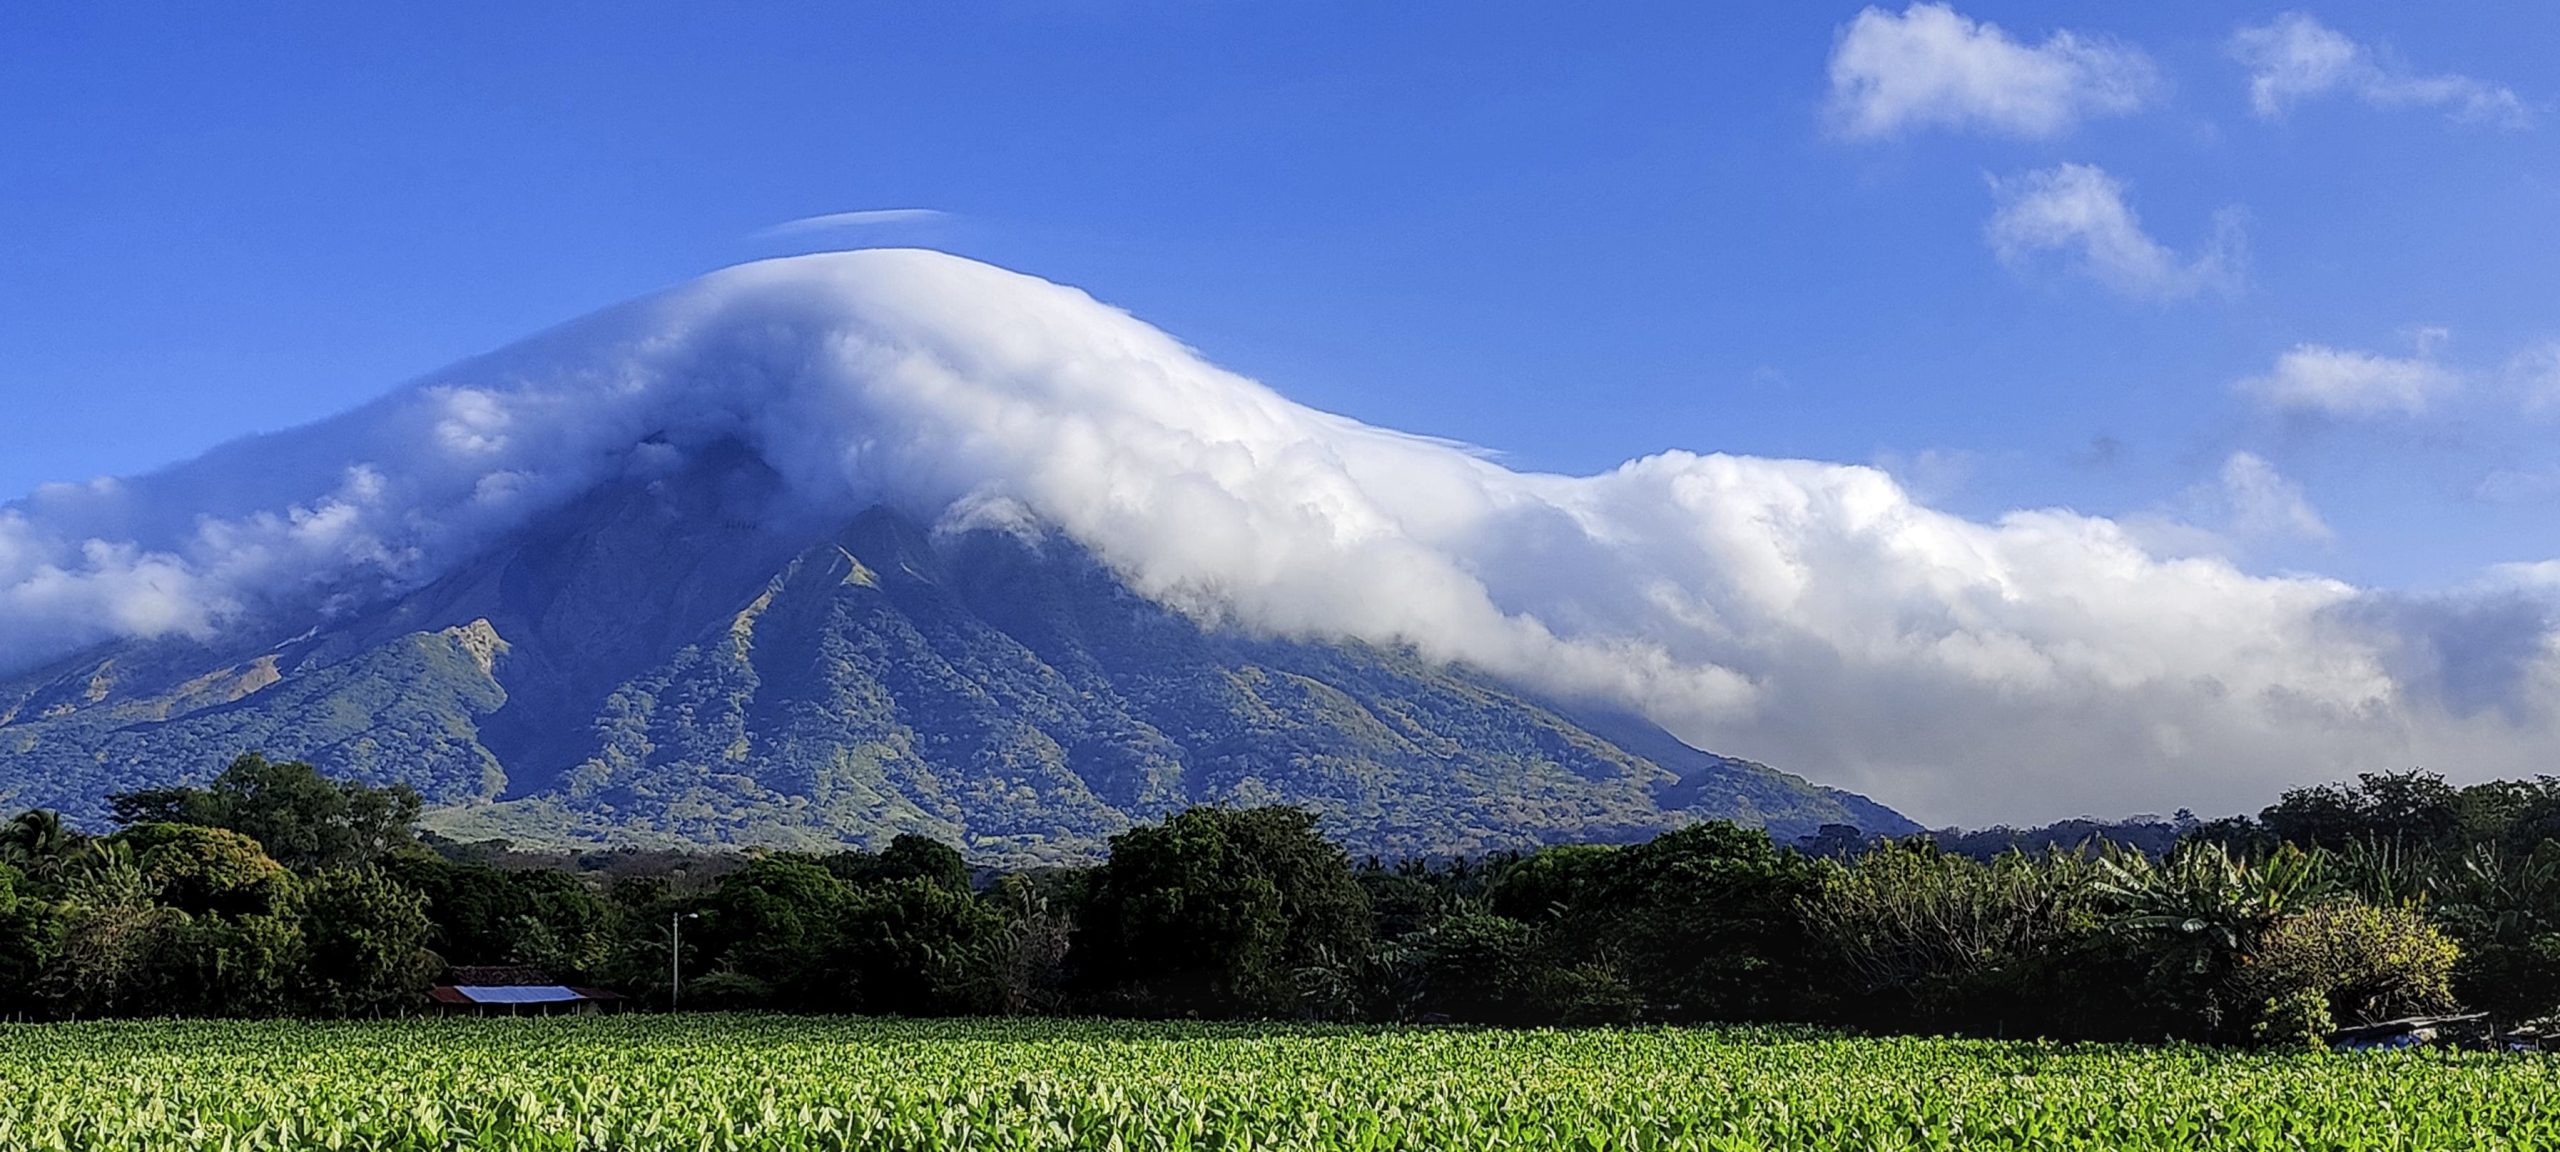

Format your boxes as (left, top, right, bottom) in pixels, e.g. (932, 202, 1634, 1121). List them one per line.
(0, 250, 1921, 854)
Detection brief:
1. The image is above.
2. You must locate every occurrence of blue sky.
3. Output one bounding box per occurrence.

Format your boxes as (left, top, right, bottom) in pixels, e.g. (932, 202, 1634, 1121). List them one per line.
(3, 0, 2556, 593)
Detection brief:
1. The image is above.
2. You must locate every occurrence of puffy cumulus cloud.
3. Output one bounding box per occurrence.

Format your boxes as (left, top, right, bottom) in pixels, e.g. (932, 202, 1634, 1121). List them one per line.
(5, 249, 2560, 824)
(2231, 12, 2530, 128)
(2239, 342, 2456, 417)
(1986, 163, 2244, 301)
(1827, 3, 2158, 140)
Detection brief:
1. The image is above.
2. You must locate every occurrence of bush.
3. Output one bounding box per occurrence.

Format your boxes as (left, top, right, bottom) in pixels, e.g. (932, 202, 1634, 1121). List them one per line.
(1524, 957, 1642, 1026)
(2234, 901, 2458, 1043)
(1806, 842, 2101, 1034)
(2253, 988, 2335, 1051)
(681, 971, 773, 1010)
(1396, 910, 1540, 1024)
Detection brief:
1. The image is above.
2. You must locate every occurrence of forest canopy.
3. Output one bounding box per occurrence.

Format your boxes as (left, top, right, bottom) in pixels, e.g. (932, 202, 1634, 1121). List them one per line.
(2, 755, 2552, 1046)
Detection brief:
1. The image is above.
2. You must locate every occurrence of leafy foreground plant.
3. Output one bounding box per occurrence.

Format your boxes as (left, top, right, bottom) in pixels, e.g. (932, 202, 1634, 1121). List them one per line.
(5, 1016, 2559, 1151)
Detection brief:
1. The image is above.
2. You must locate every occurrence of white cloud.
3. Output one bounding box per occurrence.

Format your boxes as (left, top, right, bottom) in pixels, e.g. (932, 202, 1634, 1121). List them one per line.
(2122, 452, 2330, 559)
(2215, 452, 2331, 542)
(6, 251, 2560, 825)
(2231, 13, 2530, 128)
(754, 209, 950, 239)
(1827, 3, 2159, 140)
(2507, 342, 2560, 411)
(2476, 466, 2560, 506)
(1873, 447, 1978, 504)
(1986, 163, 2243, 301)
(2239, 342, 2457, 417)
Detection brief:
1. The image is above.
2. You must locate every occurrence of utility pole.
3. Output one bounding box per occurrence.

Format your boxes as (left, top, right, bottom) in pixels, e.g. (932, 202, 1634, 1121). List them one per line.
(669, 910, 698, 1012)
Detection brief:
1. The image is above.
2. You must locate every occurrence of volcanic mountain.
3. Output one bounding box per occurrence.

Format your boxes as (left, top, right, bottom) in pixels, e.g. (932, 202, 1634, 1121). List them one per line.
(0, 250, 1915, 861)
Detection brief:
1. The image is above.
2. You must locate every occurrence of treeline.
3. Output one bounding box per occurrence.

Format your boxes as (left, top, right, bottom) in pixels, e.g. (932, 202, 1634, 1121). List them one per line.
(6, 756, 2560, 1046)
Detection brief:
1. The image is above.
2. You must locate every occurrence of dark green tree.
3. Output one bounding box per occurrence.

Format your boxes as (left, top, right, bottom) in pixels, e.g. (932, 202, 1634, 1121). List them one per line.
(1075, 806, 1371, 1018)
(702, 855, 853, 1008)
(113, 824, 292, 918)
(382, 854, 516, 964)
(110, 753, 420, 871)
(42, 846, 179, 1018)
(296, 866, 433, 1016)
(1592, 822, 1828, 1022)
(828, 877, 1005, 1015)
(2427, 840, 2560, 1026)
(0, 809, 83, 886)
(384, 853, 619, 977)
(0, 863, 63, 1018)
(1394, 909, 1540, 1024)
(505, 868, 617, 979)
(1486, 844, 1618, 922)
(2259, 771, 2461, 852)
(156, 910, 305, 1018)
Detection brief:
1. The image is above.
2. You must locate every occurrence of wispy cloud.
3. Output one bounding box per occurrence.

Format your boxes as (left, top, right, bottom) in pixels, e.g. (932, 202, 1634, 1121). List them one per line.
(2126, 451, 2331, 559)
(2507, 342, 2560, 412)
(754, 208, 951, 240)
(2215, 451, 2331, 542)
(2238, 339, 2458, 417)
(1826, 3, 2159, 140)
(2475, 466, 2560, 506)
(1985, 163, 2243, 301)
(2230, 13, 2529, 128)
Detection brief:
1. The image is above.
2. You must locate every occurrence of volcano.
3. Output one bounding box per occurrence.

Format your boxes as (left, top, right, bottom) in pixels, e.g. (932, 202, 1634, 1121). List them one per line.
(0, 250, 1916, 860)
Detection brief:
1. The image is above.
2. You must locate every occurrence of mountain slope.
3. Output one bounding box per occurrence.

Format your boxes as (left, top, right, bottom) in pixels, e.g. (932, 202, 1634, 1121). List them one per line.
(0, 446, 1915, 862)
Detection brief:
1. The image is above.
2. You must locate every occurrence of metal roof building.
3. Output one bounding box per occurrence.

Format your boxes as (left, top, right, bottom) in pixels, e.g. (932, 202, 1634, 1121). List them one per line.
(428, 965, 626, 1015)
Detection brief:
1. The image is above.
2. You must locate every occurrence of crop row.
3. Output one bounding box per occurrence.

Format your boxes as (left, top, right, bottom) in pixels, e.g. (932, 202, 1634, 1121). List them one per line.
(4, 1017, 2556, 1151)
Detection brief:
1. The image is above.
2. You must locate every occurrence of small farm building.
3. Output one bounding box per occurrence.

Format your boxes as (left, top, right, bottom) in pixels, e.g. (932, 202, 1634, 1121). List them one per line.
(428, 965, 626, 1015)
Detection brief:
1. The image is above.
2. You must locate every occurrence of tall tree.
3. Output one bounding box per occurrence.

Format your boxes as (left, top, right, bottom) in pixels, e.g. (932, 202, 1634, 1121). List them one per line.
(1593, 822, 1828, 1023)
(0, 864, 63, 1018)
(111, 753, 420, 871)
(115, 824, 292, 918)
(1076, 806, 1371, 1019)
(296, 867, 434, 1016)
(42, 845, 180, 1018)
(0, 809, 80, 876)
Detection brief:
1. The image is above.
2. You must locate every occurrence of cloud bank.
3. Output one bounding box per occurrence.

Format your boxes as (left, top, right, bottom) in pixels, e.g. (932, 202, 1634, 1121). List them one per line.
(1827, 3, 2158, 140)
(2231, 13, 2530, 128)
(1986, 163, 2243, 301)
(6, 250, 2558, 825)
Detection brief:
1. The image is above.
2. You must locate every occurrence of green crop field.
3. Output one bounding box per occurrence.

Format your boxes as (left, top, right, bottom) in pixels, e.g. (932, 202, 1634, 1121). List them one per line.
(2, 1017, 2556, 1151)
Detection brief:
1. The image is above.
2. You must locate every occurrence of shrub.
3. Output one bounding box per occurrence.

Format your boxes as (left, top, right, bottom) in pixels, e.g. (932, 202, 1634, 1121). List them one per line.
(2233, 901, 2459, 1043)
(2253, 988, 2335, 1050)
(1806, 842, 2100, 1034)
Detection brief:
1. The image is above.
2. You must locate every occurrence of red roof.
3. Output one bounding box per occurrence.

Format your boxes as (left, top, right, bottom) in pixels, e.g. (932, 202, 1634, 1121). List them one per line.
(442, 965, 558, 986)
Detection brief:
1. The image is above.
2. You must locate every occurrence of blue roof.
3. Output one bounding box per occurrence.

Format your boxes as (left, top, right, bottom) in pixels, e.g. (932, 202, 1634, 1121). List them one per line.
(452, 985, 588, 1004)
